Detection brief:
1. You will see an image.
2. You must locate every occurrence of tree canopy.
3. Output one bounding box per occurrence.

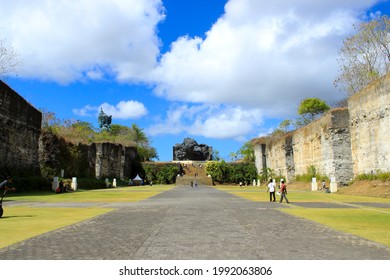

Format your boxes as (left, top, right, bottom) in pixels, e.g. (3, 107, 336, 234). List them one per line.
(0, 39, 20, 77)
(41, 109, 158, 161)
(298, 97, 330, 119)
(334, 15, 390, 96)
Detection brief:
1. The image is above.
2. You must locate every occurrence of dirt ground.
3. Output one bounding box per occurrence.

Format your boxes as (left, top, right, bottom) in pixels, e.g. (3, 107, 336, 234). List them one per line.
(288, 180, 390, 198)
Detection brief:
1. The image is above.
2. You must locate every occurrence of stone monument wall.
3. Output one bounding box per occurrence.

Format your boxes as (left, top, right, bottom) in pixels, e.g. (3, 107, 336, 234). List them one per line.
(39, 131, 138, 180)
(253, 109, 353, 184)
(253, 73, 390, 184)
(0, 80, 42, 175)
(348, 73, 390, 175)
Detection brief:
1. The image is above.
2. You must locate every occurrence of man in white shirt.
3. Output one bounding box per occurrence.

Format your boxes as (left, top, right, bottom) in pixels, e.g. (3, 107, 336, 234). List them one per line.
(267, 179, 276, 202)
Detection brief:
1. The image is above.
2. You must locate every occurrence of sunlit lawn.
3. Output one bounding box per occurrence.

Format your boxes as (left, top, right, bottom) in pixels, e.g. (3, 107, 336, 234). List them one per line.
(0, 207, 113, 249)
(0, 185, 175, 248)
(215, 185, 390, 246)
(280, 208, 390, 246)
(5, 185, 176, 203)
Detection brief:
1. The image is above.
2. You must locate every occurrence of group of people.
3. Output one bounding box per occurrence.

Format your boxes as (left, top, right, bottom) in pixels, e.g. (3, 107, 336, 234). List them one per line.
(267, 178, 289, 203)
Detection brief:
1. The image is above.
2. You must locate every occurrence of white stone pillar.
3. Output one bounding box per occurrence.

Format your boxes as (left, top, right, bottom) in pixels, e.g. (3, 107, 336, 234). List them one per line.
(253, 179, 256, 186)
(311, 177, 318, 191)
(257, 179, 260, 186)
(330, 177, 337, 193)
(52, 177, 59, 192)
(60, 169, 64, 178)
(113, 178, 117, 188)
(71, 177, 77, 191)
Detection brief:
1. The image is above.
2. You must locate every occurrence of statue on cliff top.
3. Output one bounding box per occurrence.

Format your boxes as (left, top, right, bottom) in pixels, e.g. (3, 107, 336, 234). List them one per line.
(173, 138, 212, 161)
(98, 108, 112, 132)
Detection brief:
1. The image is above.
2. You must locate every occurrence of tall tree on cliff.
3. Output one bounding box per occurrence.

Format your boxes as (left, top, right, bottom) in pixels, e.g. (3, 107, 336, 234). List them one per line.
(131, 123, 158, 161)
(0, 39, 21, 77)
(334, 15, 390, 96)
(297, 97, 330, 127)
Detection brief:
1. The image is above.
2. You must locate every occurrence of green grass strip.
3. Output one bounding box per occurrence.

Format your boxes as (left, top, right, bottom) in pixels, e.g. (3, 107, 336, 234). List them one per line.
(0, 185, 176, 248)
(0, 207, 113, 249)
(279, 208, 390, 246)
(6, 185, 176, 203)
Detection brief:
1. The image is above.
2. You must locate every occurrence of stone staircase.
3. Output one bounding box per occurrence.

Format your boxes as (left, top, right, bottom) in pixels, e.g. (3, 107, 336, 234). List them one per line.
(175, 161, 214, 186)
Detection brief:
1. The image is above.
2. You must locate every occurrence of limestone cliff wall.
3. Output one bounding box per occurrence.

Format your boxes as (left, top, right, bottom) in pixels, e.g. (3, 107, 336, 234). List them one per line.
(253, 73, 390, 184)
(39, 131, 138, 180)
(348, 73, 390, 175)
(0, 80, 42, 175)
(253, 109, 353, 184)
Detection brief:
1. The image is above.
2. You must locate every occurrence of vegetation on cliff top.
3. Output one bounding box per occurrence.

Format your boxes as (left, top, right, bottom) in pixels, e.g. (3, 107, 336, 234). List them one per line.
(41, 109, 158, 161)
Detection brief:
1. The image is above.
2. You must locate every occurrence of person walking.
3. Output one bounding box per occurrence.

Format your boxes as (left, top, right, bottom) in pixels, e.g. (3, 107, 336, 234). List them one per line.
(279, 179, 289, 203)
(0, 176, 15, 192)
(267, 179, 276, 202)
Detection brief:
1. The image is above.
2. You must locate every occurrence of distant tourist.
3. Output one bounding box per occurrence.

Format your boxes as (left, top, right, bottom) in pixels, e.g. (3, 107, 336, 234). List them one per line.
(279, 180, 289, 203)
(0, 176, 15, 192)
(267, 179, 276, 202)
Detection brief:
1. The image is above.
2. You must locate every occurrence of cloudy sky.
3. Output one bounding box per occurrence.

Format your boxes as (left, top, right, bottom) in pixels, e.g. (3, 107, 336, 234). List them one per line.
(1, 0, 389, 161)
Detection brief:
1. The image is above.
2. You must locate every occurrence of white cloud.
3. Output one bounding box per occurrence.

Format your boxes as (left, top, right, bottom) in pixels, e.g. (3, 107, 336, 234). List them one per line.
(0, 0, 164, 83)
(149, 0, 382, 118)
(146, 104, 263, 140)
(74, 100, 147, 119)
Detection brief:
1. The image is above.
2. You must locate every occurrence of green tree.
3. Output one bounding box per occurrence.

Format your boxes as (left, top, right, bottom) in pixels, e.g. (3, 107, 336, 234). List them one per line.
(259, 167, 276, 183)
(298, 98, 330, 120)
(334, 15, 390, 96)
(130, 123, 158, 161)
(212, 149, 221, 161)
(0, 39, 21, 77)
(279, 119, 293, 132)
(238, 142, 255, 162)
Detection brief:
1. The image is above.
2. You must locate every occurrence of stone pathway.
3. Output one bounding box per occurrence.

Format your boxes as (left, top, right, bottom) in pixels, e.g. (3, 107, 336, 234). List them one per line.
(0, 185, 389, 260)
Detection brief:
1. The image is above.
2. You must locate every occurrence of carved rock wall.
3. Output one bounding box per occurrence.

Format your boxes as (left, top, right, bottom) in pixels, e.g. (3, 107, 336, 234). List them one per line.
(173, 138, 212, 161)
(39, 131, 137, 179)
(348, 73, 390, 175)
(254, 109, 353, 184)
(0, 81, 42, 175)
(253, 73, 390, 184)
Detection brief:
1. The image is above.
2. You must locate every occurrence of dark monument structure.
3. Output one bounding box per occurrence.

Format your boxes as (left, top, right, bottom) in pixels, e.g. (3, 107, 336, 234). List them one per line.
(173, 138, 212, 161)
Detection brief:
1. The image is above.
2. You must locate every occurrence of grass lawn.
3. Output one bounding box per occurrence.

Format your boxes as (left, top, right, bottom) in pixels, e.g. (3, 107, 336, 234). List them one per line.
(0, 207, 113, 249)
(0, 185, 175, 248)
(215, 185, 390, 246)
(5, 185, 175, 203)
(280, 208, 390, 246)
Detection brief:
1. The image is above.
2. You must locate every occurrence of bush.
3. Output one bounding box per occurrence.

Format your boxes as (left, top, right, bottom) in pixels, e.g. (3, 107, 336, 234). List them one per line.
(356, 171, 390, 182)
(294, 165, 328, 182)
(11, 176, 51, 192)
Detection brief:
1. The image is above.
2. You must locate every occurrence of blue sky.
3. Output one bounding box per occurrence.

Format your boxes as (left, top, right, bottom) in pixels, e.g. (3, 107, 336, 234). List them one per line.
(1, 0, 389, 162)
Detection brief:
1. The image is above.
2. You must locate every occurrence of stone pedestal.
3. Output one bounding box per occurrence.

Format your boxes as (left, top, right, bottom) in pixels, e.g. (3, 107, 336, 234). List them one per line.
(71, 177, 77, 191)
(311, 177, 318, 191)
(113, 178, 117, 187)
(330, 177, 337, 193)
(52, 177, 59, 191)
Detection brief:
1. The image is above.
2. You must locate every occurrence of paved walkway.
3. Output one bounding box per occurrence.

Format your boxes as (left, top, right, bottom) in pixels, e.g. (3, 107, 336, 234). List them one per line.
(0, 185, 389, 260)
